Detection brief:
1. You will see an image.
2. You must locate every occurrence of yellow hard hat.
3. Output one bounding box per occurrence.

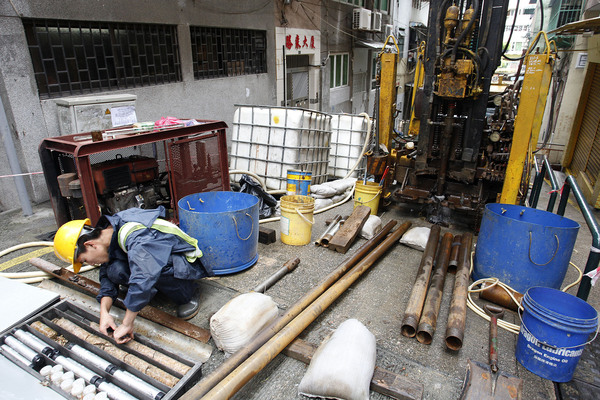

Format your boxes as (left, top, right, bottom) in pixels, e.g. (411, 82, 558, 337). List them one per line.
(54, 218, 91, 273)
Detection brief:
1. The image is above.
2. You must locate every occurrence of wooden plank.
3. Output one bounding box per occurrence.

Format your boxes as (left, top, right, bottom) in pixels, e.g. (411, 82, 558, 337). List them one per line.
(259, 226, 277, 244)
(326, 205, 371, 254)
(283, 338, 424, 400)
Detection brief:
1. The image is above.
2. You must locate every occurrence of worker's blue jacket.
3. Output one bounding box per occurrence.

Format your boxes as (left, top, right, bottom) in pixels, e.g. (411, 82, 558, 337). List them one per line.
(96, 206, 212, 312)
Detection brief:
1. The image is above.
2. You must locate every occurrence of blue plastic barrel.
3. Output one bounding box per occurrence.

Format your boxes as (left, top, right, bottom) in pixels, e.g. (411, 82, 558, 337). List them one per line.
(473, 203, 579, 294)
(516, 287, 598, 382)
(178, 191, 259, 275)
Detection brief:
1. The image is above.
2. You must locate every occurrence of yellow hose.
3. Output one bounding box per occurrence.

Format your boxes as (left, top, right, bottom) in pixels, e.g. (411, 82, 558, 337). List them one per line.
(0, 241, 97, 282)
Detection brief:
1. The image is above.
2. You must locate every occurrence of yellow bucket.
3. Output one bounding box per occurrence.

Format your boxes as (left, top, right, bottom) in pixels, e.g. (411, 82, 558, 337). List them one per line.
(354, 181, 382, 215)
(280, 195, 314, 245)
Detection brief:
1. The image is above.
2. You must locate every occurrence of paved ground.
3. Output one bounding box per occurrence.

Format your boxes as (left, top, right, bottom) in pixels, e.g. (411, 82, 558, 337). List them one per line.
(1, 179, 600, 399)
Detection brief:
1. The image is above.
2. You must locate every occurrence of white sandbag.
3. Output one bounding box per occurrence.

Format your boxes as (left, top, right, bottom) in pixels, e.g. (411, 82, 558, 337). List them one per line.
(314, 198, 334, 211)
(324, 177, 357, 195)
(310, 184, 337, 198)
(399, 226, 431, 251)
(298, 319, 376, 400)
(311, 178, 357, 198)
(210, 292, 279, 355)
(360, 215, 382, 239)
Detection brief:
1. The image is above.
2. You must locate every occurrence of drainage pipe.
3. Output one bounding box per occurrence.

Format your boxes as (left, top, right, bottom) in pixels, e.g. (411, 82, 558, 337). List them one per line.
(180, 220, 407, 399)
(195, 221, 411, 400)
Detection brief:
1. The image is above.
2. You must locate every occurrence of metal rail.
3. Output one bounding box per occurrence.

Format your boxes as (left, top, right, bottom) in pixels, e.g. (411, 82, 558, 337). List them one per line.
(529, 155, 559, 212)
(557, 175, 600, 301)
(528, 154, 600, 301)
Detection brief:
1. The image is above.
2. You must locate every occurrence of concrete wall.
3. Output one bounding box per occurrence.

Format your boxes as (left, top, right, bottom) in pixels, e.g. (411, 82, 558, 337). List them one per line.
(0, 0, 277, 212)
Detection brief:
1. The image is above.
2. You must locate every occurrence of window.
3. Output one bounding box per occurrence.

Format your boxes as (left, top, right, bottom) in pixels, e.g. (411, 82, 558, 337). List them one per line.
(523, 8, 535, 15)
(23, 19, 181, 99)
(190, 27, 267, 80)
(330, 53, 349, 89)
(374, 0, 389, 12)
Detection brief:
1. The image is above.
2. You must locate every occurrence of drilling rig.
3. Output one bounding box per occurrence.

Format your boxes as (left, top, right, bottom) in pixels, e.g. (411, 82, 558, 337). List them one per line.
(367, 0, 544, 227)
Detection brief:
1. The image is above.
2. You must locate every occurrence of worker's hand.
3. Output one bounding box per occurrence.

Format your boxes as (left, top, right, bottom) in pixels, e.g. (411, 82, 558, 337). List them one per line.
(113, 322, 134, 344)
(99, 313, 117, 336)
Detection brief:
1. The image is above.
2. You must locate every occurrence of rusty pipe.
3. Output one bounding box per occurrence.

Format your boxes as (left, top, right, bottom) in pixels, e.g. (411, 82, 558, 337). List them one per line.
(401, 225, 441, 338)
(29, 258, 211, 343)
(320, 219, 343, 247)
(252, 258, 300, 293)
(479, 282, 523, 312)
(314, 215, 342, 246)
(196, 222, 412, 400)
(180, 220, 407, 400)
(416, 232, 453, 344)
(445, 233, 473, 351)
(448, 234, 461, 272)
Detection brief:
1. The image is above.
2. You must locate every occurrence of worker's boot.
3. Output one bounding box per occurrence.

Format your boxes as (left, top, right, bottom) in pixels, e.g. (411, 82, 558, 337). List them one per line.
(177, 299, 200, 320)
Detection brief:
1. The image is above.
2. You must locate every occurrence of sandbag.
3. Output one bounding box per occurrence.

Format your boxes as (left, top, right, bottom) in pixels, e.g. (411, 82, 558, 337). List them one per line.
(360, 215, 382, 240)
(298, 319, 376, 400)
(399, 226, 431, 251)
(311, 178, 357, 198)
(210, 292, 279, 355)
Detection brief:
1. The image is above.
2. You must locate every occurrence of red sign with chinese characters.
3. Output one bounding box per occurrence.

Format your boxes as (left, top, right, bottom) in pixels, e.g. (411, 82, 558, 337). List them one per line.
(286, 34, 316, 51)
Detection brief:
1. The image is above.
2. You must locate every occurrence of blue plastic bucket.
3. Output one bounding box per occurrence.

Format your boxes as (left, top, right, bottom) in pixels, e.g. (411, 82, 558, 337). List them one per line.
(178, 191, 259, 275)
(473, 203, 579, 294)
(516, 287, 598, 382)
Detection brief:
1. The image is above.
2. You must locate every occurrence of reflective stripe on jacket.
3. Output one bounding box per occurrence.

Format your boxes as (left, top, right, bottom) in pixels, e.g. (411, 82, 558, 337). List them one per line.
(117, 219, 203, 263)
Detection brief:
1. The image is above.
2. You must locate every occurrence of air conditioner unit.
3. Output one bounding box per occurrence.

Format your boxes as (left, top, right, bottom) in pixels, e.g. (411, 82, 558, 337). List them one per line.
(384, 24, 394, 37)
(353, 8, 372, 31)
(372, 12, 382, 32)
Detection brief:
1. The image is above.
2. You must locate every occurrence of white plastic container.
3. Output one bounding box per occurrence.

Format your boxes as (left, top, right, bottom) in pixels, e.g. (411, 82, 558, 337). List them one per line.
(230, 105, 331, 191)
(328, 114, 369, 178)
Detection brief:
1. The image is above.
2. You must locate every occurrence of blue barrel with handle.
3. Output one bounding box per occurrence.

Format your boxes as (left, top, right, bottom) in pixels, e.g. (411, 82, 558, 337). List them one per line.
(473, 203, 579, 294)
(178, 191, 259, 275)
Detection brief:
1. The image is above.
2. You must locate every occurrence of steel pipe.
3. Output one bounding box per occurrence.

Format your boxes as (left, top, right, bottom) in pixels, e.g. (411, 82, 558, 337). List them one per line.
(180, 220, 407, 400)
(448, 234, 461, 271)
(445, 233, 473, 350)
(401, 225, 441, 338)
(197, 221, 412, 400)
(314, 215, 342, 246)
(416, 232, 453, 344)
(252, 258, 300, 293)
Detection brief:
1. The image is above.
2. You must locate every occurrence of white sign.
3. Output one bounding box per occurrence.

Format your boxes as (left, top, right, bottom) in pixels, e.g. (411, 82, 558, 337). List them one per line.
(576, 53, 588, 69)
(110, 106, 138, 127)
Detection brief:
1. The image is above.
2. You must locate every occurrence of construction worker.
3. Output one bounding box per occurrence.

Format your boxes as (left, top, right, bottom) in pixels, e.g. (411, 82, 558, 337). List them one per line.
(53, 206, 212, 344)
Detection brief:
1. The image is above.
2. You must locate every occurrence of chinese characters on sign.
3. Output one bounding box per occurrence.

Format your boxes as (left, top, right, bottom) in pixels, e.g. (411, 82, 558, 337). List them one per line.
(286, 34, 315, 51)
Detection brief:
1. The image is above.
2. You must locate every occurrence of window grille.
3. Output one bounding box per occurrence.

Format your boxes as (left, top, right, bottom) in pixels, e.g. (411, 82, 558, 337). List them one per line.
(190, 27, 267, 80)
(23, 19, 181, 99)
